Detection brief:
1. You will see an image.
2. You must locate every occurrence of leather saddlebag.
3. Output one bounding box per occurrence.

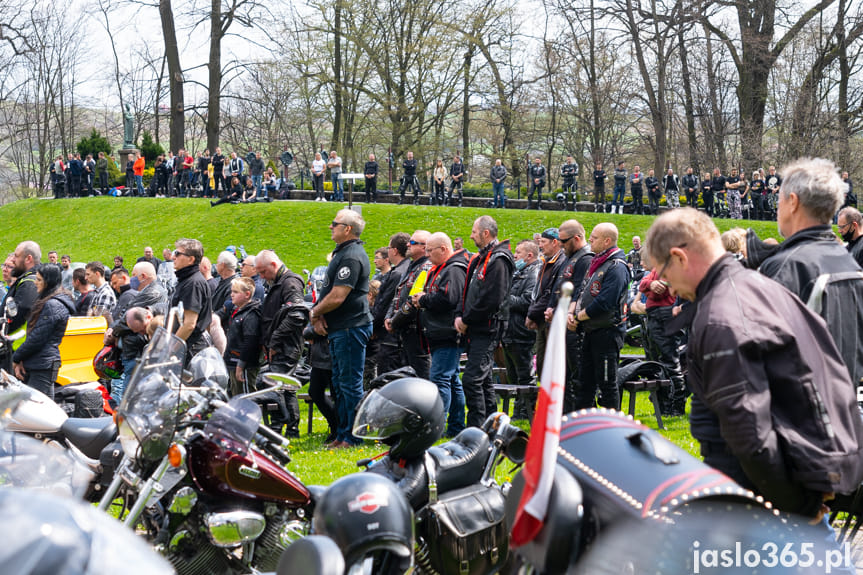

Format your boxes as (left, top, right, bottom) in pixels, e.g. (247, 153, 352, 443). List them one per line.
(417, 483, 508, 575)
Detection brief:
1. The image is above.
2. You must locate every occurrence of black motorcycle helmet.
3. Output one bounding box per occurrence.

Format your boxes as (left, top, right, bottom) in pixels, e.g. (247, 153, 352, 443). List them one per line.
(312, 473, 414, 573)
(353, 378, 445, 460)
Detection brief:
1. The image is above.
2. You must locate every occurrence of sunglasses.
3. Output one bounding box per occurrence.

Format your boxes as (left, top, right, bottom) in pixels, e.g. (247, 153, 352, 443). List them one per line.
(409, 240, 425, 246)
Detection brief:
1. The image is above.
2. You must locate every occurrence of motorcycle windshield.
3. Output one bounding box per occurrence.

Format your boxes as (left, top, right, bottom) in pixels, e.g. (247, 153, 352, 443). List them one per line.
(118, 327, 186, 460)
(188, 346, 229, 391)
(352, 390, 418, 440)
(204, 397, 262, 454)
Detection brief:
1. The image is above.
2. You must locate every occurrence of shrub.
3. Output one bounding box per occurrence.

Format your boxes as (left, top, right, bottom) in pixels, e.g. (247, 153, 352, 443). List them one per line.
(77, 129, 111, 159)
(139, 132, 164, 163)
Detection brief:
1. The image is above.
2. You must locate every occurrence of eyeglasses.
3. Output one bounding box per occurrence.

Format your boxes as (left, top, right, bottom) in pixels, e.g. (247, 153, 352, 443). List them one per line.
(427, 245, 444, 252)
(838, 222, 853, 231)
(658, 243, 687, 279)
(331, 221, 349, 228)
(409, 240, 425, 246)
(242, 262, 255, 267)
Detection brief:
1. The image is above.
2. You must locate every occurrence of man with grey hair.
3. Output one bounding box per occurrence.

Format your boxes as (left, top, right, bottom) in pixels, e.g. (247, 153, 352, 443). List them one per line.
(240, 254, 265, 302)
(456, 215, 514, 427)
(760, 157, 863, 395)
(311, 209, 373, 447)
(837, 206, 863, 268)
(3, 241, 41, 339)
(385, 229, 433, 379)
(212, 250, 239, 331)
(106, 261, 168, 404)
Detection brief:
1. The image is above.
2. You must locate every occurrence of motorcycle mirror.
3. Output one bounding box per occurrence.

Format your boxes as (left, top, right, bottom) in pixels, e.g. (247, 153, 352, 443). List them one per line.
(0, 389, 30, 424)
(261, 373, 301, 392)
(503, 429, 529, 464)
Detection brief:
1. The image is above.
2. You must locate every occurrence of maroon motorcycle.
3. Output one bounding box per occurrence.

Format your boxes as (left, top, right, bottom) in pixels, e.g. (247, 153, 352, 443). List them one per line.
(97, 325, 316, 575)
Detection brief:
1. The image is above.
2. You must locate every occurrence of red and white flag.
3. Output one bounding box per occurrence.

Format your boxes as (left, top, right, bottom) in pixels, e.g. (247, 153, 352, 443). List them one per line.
(510, 283, 571, 547)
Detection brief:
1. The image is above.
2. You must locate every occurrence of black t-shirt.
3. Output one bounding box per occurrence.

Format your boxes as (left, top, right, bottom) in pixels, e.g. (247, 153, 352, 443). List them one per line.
(212, 154, 225, 169)
(701, 179, 713, 195)
(172, 265, 213, 343)
(766, 173, 782, 192)
(319, 239, 372, 330)
(711, 175, 727, 193)
(725, 175, 740, 193)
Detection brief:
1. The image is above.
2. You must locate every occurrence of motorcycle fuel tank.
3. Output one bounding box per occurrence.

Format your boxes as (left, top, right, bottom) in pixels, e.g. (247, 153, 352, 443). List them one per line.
(188, 434, 310, 505)
(5, 386, 67, 434)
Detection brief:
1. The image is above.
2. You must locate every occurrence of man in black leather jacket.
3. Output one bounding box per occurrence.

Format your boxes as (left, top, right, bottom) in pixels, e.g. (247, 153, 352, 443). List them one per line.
(647, 207, 863, 519)
(256, 249, 308, 437)
(759, 157, 863, 400)
(502, 240, 540, 419)
(413, 233, 468, 436)
(456, 216, 515, 427)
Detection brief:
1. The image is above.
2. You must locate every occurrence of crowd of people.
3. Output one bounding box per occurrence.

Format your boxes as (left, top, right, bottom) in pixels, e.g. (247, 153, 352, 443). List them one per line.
(9, 155, 863, 528)
(49, 146, 857, 222)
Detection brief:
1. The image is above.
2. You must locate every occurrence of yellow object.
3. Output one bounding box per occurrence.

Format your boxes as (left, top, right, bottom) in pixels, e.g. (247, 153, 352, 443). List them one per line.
(56, 316, 108, 385)
(408, 270, 428, 297)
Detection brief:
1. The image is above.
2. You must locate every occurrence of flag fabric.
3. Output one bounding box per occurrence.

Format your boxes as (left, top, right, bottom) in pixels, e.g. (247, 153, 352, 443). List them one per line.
(408, 269, 428, 296)
(510, 284, 571, 547)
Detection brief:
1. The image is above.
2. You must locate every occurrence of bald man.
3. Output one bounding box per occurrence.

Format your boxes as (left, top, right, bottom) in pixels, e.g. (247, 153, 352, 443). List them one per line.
(569, 222, 630, 409)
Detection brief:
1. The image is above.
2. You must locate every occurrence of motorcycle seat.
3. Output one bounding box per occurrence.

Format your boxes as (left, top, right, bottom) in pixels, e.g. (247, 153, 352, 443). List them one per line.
(428, 427, 490, 493)
(60, 416, 117, 460)
(369, 427, 491, 510)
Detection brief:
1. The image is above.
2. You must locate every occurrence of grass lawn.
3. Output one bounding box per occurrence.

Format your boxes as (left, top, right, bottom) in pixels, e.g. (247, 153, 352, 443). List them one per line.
(2, 197, 773, 485)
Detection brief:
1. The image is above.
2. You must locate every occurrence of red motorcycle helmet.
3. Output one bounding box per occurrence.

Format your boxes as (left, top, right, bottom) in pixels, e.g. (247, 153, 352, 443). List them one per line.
(94, 345, 123, 380)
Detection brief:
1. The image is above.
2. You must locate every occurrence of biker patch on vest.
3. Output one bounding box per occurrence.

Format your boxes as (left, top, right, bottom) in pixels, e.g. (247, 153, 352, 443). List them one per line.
(338, 266, 351, 280)
(589, 271, 604, 296)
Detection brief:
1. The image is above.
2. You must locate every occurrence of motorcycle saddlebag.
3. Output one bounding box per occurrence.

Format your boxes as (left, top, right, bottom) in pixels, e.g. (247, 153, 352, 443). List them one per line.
(556, 409, 763, 525)
(417, 483, 508, 575)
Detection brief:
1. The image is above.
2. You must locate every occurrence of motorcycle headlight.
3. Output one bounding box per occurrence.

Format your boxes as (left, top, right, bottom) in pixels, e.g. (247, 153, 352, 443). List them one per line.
(117, 417, 140, 461)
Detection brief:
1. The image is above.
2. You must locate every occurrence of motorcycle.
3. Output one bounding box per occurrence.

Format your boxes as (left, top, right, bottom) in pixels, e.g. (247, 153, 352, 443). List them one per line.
(354, 376, 529, 575)
(0, 391, 174, 575)
(98, 323, 316, 575)
(503, 409, 837, 574)
(0, 368, 117, 502)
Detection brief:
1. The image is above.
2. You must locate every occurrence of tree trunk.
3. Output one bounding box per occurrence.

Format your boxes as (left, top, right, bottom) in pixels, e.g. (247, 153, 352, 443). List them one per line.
(462, 47, 473, 167)
(160, 0, 184, 152)
(206, 0, 222, 152)
(677, 26, 698, 172)
(703, 23, 726, 169)
(330, 0, 342, 152)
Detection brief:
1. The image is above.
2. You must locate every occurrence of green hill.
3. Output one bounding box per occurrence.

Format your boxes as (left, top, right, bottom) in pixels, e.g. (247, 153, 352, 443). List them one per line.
(0, 198, 784, 268)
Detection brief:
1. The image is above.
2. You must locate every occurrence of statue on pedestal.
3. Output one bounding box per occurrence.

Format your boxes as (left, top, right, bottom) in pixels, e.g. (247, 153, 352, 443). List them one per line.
(123, 104, 134, 149)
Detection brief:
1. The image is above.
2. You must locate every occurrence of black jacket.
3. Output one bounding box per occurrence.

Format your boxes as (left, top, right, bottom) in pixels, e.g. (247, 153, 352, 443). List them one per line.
(847, 235, 863, 269)
(759, 225, 863, 390)
(225, 299, 262, 369)
(303, 324, 331, 370)
(13, 293, 75, 369)
(2, 270, 38, 335)
(575, 248, 630, 333)
(388, 256, 432, 332)
(418, 252, 468, 348)
(503, 260, 540, 345)
(374, 259, 408, 340)
(260, 265, 307, 363)
(364, 161, 378, 177)
(550, 245, 594, 309)
(682, 173, 699, 194)
(113, 281, 169, 360)
(529, 164, 546, 185)
(688, 254, 863, 516)
(527, 249, 567, 324)
(461, 239, 515, 332)
(213, 273, 238, 331)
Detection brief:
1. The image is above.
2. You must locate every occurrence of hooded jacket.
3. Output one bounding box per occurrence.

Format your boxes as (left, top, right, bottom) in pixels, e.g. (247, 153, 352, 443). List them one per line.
(261, 265, 307, 363)
(418, 251, 468, 348)
(502, 259, 540, 345)
(225, 299, 262, 369)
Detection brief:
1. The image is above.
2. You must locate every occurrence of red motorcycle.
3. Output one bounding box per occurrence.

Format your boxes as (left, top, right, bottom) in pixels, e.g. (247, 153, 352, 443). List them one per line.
(98, 323, 315, 575)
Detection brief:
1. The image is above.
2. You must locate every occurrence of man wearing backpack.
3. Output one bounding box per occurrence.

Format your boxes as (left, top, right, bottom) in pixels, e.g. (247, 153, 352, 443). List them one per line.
(759, 158, 863, 402)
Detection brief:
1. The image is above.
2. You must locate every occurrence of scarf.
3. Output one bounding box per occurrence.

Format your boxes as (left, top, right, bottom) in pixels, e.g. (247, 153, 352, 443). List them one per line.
(587, 247, 620, 277)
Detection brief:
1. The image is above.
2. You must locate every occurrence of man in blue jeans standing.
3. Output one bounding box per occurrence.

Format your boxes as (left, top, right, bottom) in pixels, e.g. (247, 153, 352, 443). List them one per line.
(412, 232, 468, 437)
(311, 208, 373, 448)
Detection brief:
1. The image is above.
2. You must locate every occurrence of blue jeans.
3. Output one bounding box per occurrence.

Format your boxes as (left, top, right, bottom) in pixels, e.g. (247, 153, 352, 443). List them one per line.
(135, 175, 144, 197)
(112, 357, 138, 406)
(332, 175, 343, 201)
(613, 183, 625, 207)
(492, 182, 506, 207)
(448, 373, 466, 436)
(252, 175, 263, 197)
(329, 323, 372, 444)
(430, 346, 461, 413)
